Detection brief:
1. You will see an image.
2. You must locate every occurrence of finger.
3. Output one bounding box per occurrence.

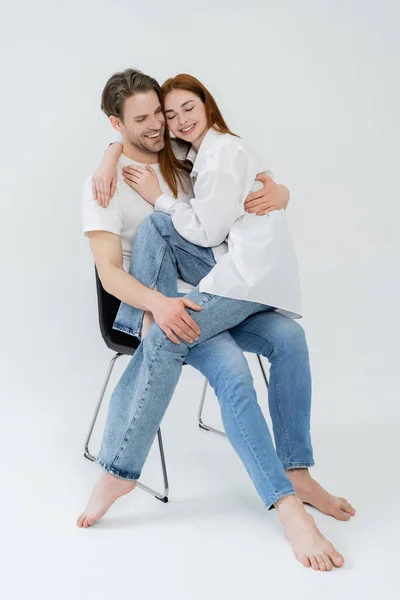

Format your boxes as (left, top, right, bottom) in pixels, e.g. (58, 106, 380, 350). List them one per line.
(255, 173, 272, 183)
(92, 178, 98, 201)
(245, 194, 272, 208)
(111, 176, 117, 197)
(245, 203, 272, 214)
(123, 166, 145, 175)
(172, 323, 197, 344)
(176, 317, 199, 341)
(256, 207, 276, 216)
(182, 299, 202, 311)
(100, 183, 109, 208)
(163, 326, 181, 344)
(244, 190, 264, 205)
(181, 312, 201, 336)
(123, 172, 140, 184)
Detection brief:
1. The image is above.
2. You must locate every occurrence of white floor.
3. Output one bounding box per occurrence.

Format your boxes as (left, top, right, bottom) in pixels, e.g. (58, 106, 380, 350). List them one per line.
(3, 349, 399, 600)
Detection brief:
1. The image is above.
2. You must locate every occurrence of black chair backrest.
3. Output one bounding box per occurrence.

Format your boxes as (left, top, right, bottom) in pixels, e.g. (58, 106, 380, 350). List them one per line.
(95, 266, 140, 356)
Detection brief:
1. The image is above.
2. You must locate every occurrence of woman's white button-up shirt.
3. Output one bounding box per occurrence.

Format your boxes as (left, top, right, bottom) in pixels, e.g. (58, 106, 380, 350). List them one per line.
(154, 128, 303, 319)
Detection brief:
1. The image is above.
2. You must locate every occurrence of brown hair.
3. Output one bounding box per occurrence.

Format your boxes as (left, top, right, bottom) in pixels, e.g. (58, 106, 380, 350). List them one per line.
(101, 68, 191, 197)
(161, 73, 239, 138)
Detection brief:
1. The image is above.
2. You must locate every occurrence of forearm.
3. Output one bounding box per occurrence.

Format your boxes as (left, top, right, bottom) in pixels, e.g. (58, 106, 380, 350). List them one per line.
(104, 141, 123, 163)
(98, 263, 163, 312)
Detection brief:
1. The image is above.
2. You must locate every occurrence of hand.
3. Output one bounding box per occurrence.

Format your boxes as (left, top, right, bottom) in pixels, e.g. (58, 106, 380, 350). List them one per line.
(92, 160, 118, 209)
(122, 164, 163, 206)
(149, 295, 202, 345)
(244, 174, 290, 216)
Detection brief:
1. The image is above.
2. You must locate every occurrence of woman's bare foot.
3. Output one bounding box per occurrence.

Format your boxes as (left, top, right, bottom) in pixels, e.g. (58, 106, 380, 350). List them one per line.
(275, 495, 345, 570)
(76, 471, 137, 528)
(286, 468, 356, 521)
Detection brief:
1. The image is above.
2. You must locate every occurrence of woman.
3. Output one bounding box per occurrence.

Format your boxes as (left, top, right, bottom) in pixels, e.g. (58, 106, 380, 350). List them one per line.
(82, 73, 354, 570)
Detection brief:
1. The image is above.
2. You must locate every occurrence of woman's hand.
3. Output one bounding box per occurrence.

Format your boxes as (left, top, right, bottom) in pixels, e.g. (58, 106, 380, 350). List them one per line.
(92, 143, 122, 208)
(244, 174, 290, 215)
(122, 164, 163, 206)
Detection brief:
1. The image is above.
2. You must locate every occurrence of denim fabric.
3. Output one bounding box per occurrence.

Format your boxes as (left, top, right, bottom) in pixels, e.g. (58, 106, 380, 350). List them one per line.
(99, 213, 314, 509)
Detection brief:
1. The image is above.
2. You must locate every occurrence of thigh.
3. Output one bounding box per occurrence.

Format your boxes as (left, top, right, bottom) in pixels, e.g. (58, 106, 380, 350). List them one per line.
(185, 330, 251, 381)
(183, 287, 271, 346)
(150, 212, 216, 286)
(229, 310, 308, 357)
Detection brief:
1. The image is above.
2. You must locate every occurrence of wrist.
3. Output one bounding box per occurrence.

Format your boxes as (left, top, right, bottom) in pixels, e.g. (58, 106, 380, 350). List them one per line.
(146, 289, 165, 313)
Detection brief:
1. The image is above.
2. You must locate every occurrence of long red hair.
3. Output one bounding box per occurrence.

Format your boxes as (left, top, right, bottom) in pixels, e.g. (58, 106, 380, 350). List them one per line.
(161, 73, 239, 138)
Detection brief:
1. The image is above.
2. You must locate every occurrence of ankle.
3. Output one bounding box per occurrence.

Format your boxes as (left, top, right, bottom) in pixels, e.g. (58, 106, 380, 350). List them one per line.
(274, 493, 303, 512)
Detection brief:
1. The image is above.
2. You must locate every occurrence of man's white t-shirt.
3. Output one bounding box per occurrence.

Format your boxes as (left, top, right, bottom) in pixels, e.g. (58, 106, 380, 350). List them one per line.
(81, 152, 196, 292)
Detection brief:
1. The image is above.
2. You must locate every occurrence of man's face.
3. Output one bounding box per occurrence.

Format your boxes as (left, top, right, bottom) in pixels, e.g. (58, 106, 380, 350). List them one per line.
(119, 90, 166, 153)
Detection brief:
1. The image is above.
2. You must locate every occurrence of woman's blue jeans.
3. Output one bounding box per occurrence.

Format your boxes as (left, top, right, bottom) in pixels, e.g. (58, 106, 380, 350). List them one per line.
(98, 213, 314, 509)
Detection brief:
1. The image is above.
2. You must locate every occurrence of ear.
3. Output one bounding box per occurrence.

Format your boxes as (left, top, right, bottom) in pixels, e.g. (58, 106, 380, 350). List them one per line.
(109, 115, 122, 134)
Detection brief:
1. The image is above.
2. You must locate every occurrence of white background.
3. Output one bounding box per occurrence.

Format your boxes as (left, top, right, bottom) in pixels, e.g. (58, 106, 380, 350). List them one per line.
(1, 1, 399, 598)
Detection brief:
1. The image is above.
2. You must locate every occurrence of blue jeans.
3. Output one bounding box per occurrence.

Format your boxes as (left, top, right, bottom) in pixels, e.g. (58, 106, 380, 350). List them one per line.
(99, 213, 314, 509)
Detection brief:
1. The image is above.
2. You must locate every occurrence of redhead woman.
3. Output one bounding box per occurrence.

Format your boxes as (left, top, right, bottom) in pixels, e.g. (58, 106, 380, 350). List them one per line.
(78, 71, 354, 571)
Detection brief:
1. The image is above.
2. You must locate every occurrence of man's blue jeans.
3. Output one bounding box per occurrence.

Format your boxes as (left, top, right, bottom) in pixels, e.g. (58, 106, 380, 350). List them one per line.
(98, 213, 314, 509)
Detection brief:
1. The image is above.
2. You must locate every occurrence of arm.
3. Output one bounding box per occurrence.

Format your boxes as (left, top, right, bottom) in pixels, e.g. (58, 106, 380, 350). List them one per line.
(88, 230, 160, 310)
(92, 141, 123, 208)
(88, 231, 202, 344)
(155, 149, 247, 247)
(244, 173, 290, 215)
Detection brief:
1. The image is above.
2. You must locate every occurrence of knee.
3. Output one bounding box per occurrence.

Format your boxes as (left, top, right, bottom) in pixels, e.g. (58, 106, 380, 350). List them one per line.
(149, 211, 174, 235)
(142, 321, 187, 359)
(274, 318, 308, 357)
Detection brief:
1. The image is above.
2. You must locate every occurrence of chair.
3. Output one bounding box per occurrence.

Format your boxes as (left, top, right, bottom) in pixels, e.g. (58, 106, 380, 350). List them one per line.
(84, 267, 270, 503)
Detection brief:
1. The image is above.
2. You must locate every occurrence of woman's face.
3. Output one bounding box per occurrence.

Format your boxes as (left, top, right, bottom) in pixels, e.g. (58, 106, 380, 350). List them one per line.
(164, 89, 208, 148)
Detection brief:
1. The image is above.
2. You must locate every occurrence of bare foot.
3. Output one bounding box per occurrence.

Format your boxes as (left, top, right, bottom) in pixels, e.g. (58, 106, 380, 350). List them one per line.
(276, 495, 345, 570)
(286, 468, 356, 521)
(76, 471, 137, 528)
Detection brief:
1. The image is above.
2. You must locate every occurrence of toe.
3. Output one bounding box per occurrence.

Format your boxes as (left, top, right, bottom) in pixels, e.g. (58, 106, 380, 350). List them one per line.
(331, 551, 345, 567)
(310, 556, 319, 570)
(301, 556, 311, 568)
(333, 507, 351, 521)
(341, 500, 356, 515)
(322, 552, 333, 571)
(317, 555, 327, 571)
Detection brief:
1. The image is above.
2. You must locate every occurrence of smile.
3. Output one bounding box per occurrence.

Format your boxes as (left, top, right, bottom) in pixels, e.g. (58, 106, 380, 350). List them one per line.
(180, 123, 196, 134)
(146, 132, 161, 139)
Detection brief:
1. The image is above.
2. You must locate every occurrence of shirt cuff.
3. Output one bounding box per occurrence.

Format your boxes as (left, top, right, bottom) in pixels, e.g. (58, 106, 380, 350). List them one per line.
(154, 193, 178, 213)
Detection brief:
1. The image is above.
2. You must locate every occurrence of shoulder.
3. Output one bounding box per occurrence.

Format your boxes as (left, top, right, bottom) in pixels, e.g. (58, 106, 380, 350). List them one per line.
(171, 137, 191, 160)
(203, 132, 249, 170)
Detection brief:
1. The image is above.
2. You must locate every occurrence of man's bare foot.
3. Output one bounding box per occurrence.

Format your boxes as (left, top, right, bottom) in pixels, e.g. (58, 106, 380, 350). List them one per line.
(286, 468, 356, 521)
(275, 494, 345, 571)
(76, 471, 137, 528)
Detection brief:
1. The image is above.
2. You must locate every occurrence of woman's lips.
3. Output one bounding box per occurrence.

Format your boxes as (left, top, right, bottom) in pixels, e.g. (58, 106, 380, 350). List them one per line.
(179, 123, 196, 135)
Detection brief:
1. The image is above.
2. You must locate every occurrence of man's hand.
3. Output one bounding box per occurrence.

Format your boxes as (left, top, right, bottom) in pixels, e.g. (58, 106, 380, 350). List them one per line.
(148, 295, 202, 344)
(122, 164, 163, 206)
(244, 174, 290, 216)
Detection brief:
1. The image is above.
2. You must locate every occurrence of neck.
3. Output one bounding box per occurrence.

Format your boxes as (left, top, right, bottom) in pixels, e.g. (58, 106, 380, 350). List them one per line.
(192, 127, 210, 151)
(122, 141, 159, 164)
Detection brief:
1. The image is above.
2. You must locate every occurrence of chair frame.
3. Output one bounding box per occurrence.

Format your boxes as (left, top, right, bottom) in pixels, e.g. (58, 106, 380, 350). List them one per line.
(84, 349, 269, 504)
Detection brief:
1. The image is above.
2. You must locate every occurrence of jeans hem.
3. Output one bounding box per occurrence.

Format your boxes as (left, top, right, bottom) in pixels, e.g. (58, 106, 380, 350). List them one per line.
(284, 461, 315, 470)
(266, 489, 296, 511)
(112, 322, 142, 341)
(96, 458, 140, 481)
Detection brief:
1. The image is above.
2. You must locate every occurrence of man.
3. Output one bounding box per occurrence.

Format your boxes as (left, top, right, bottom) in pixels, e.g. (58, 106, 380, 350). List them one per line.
(78, 69, 354, 571)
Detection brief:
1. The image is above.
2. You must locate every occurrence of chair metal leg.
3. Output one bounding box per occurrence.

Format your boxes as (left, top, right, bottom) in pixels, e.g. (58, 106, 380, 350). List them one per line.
(84, 352, 169, 503)
(197, 354, 269, 437)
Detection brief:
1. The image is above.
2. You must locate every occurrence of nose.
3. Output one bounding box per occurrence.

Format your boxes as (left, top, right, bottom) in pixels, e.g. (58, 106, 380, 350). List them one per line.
(148, 116, 162, 131)
(177, 112, 189, 128)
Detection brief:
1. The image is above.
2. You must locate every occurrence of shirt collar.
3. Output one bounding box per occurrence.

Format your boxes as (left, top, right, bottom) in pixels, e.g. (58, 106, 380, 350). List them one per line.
(187, 127, 225, 172)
